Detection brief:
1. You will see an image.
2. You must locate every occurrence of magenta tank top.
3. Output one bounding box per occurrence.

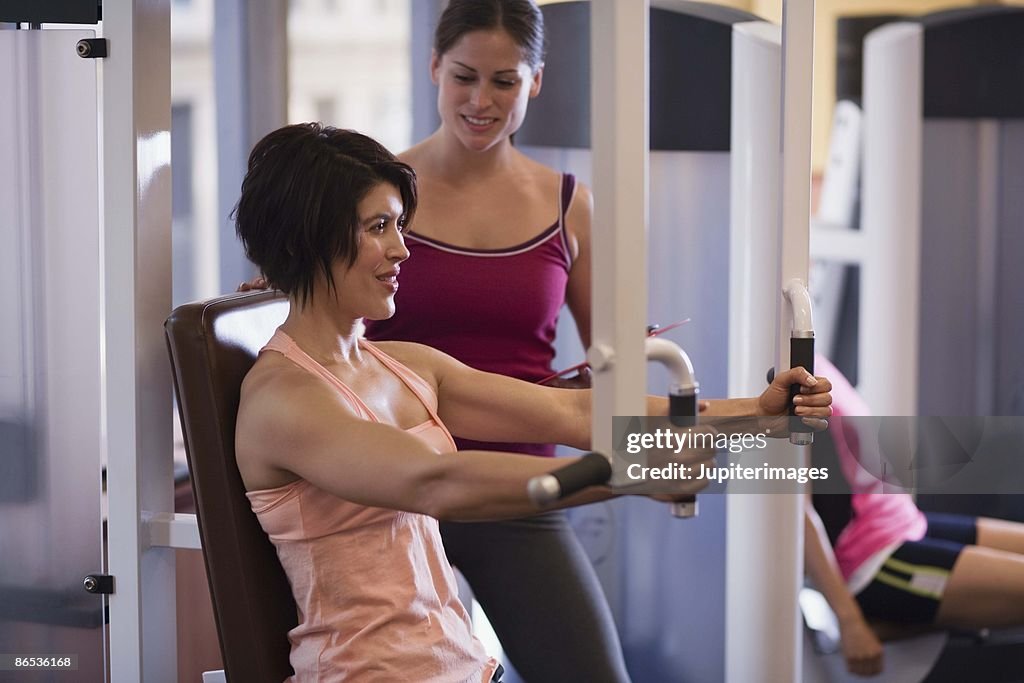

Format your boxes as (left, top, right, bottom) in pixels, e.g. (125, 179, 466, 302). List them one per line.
(366, 174, 577, 457)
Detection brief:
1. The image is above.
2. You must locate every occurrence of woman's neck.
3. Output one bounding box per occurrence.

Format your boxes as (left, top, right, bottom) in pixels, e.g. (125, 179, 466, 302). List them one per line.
(426, 126, 518, 181)
(280, 303, 363, 366)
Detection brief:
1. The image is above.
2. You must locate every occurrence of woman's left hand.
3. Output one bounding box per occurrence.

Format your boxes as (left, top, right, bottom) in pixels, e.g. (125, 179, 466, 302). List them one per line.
(758, 366, 832, 422)
(237, 276, 270, 292)
(839, 617, 884, 676)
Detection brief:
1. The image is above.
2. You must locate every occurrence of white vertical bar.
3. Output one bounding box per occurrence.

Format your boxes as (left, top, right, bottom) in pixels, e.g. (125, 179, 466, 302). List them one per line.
(728, 22, 782, 400)
(590, 0, 648, 468)
(778, 0, 814, 354)
(753, 1, 815, 680)
(727, 21, 791, 683)
(102, 0, 176, 681)
(860, 24, 922, 415)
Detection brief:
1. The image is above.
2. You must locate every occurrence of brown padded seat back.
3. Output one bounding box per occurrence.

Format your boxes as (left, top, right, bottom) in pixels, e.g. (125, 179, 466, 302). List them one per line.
(165, 291, 296, 682)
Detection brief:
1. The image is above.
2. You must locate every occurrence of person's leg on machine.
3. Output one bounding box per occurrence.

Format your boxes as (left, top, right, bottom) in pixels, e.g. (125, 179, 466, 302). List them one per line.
(976, 516, 1024, 555)
(936, 545, 1024, 630)
(914, 511, 1024, 628)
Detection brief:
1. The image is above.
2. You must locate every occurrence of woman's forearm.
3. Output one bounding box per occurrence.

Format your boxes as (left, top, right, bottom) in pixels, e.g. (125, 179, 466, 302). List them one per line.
(421, 450, 612, 521)
(701, 397, 760, 417)
(804, 506, 867, 625)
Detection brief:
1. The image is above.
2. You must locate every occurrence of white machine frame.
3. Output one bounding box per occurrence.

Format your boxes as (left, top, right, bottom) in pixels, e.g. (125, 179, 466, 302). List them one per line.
(88, 0, 816, 680)
(727, 2, 816, 680)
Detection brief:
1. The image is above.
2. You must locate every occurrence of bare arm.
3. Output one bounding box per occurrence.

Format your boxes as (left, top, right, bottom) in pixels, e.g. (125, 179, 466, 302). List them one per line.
(702, 367, 833, 419)
(380, 346, 829, 450)
(389, 343, 778, 448)
(804, 496, 884, 677)
(236, 363, 609, 521)
(381, 341, 593, 450)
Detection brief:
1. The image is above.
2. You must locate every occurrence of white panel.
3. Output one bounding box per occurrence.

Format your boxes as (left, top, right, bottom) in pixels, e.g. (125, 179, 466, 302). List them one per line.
(860, 23, 923, 416)
(728, 22, 782, 399)
(0, 28, 105, 679)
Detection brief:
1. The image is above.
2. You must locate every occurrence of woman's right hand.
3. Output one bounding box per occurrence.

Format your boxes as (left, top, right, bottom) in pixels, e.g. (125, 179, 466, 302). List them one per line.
(839, 617, 884, 677)
(237, 276, 270, 292)
(542, 367, 592, 390)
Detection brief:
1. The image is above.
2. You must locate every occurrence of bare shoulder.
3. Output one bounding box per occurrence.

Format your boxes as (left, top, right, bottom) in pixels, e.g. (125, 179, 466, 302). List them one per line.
(397, 142, 443, 214)
(564, 179, 592, 261)
(514, 151, 591, 217)
(367, 339, 452, 386)
(236, 353, 356, 489)
(398, 134, 451, 178)
(239, 352, 308, 411)
(571, 178, 593, 207)
(397, 140, 430, 170)
(514, 150, 561, 187)
(568, 179, 593, 218)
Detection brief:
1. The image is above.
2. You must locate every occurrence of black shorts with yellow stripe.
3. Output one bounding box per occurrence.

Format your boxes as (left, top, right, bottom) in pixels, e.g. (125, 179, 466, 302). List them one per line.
(855, 512, 977, 624)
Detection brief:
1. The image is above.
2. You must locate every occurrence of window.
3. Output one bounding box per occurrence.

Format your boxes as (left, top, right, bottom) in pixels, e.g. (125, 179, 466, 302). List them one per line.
(288, 0, 412, 153)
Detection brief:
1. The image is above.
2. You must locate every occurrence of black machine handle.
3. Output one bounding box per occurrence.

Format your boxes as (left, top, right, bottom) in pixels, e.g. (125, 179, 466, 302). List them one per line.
(526, 451, 611, 506)
(525, 392, 702, 510)
(766, 338, 816, 444)
(669, 392, 699, 518)
(669, 393, 698, 423)
(526, 352, 701, 512)
(788, 336, 815, 444)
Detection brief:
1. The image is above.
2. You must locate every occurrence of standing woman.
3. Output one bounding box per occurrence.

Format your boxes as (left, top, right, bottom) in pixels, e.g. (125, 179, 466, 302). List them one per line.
(363, 1, 613, 681)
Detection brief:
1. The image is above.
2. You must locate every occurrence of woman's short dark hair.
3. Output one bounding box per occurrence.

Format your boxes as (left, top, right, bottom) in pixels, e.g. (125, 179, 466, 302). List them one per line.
(234, 123, 416, 306)
(434, 0, 545, 72)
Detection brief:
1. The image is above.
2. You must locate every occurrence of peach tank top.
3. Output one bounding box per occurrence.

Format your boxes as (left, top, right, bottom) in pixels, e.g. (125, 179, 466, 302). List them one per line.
(246, 330, 498, 682)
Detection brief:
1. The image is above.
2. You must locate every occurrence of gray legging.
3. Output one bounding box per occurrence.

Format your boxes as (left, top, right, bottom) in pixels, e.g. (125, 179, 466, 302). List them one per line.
(440, 511, 632, 683)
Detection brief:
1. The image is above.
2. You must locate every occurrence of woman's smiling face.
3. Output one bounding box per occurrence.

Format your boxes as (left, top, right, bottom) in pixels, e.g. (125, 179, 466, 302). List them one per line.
(329, 182, 410, 321)
(432, 28, 543, 153)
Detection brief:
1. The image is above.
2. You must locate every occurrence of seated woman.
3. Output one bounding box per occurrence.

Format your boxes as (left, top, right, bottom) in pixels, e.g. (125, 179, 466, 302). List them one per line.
(233, 122, 834, 682)
(805, 355, 1024, 677)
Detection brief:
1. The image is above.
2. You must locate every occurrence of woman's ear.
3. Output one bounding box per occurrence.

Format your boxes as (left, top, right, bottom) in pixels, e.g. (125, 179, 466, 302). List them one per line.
(430, 50, 442, 85)
(529, 64, 544, 98)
